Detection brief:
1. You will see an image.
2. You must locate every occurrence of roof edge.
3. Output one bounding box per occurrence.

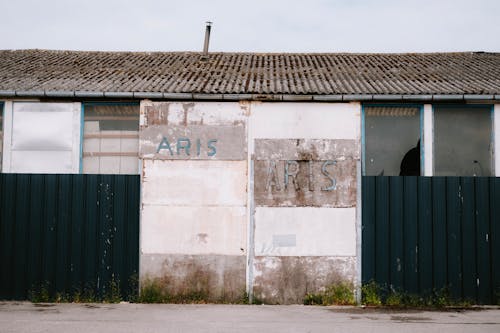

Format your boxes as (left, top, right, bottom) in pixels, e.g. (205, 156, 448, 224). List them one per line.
(0, 90, 498, 102)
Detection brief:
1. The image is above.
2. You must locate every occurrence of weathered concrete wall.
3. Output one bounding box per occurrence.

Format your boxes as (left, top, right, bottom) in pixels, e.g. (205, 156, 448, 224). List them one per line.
(253, 256, 357, 304)
(139, 101, 361, 304)
(248, 102, 361, 304)
(140, 254, 246, 302)
(139, 101, 248, 302)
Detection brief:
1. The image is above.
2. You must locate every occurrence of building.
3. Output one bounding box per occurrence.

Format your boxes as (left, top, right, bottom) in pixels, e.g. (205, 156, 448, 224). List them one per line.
(0, 50, 499, 304)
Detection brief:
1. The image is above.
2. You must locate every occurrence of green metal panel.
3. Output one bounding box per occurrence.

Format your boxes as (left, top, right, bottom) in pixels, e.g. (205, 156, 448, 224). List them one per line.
(491, 179, 500, 304)
(461, 178, 476, 302)
(375, 177, 390, 287)
(0, 174, 140, 301)
(362, 176, 376, 283)
(388, 177, 404, 289)
(446, 177, 462, 300)
(475, 178, 491, 304)
(403, 177, 418, 294)
(417, 177, 433, 296)
(362, 176, 500, 304)
(432, 177, 448, 293)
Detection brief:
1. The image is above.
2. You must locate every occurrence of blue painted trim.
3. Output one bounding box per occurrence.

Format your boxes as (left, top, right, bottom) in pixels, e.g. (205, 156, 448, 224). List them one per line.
(79, 103, 84, 174)
(491, 105, 495, 175)
(1, 102, 5, 173)
(419, 105, 425, 176)
(361, 104, 366, 176)
(433, 103, 491, 110)
(363, 102, 423, 108)
(83, 102, 139, 107)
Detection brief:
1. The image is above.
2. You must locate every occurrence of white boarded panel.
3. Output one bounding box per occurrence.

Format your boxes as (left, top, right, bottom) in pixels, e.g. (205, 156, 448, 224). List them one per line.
(11, 151, 74, 173)
(141, 205, 246, 255)
(142, 160, 247, 206)
(254, 207, 356, 256)
(12, 103, 75, 150)
(249, 102, 360, 142)
(4, 102, 81, 173)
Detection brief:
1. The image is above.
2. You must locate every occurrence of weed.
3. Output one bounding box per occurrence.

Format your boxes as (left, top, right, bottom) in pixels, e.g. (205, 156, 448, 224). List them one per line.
(303, 282, 355, 306)
(361, 281, 382, 306)
(105, 278, 122, 303)
(29, 282, 51, 303)
(385, 291, 403, 307)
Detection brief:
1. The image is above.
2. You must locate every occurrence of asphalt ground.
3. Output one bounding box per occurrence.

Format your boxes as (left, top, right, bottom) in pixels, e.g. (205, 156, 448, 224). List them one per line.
(1, 302, 499, 333)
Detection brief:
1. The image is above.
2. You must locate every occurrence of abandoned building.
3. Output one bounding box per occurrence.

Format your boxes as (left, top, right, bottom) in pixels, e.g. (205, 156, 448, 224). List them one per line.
(0, 50, 499, 304)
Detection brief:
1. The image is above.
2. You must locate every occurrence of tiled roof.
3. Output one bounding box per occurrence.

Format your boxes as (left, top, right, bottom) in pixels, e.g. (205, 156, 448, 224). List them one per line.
(0, 49, 499, 97)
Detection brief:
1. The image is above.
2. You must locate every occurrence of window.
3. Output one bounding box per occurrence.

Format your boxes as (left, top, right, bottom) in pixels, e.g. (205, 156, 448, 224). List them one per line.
(82, 104, 140, 174)
(434, 105, 493, 176)
(364, 105, 421, 176)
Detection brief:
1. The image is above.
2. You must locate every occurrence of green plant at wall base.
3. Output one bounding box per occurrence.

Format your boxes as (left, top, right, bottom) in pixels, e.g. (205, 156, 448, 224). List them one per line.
(385, 291, 403, 307)
(28, 279, 125, 303)
(104, 278, 122, 303)
(138, 278, 171, 303)
(303, 282, 355, 306)
(361, 281, 382, 306)
(29, 282, 51, 303)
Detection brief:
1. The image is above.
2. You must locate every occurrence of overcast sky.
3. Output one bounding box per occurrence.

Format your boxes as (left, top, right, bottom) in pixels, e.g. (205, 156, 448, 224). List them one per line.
(1, 0, 499, 53)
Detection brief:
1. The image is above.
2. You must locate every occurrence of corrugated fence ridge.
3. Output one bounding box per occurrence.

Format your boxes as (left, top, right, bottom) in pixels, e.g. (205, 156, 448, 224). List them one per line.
(0, 174, 140, 300)
(362, 176, 500, 304)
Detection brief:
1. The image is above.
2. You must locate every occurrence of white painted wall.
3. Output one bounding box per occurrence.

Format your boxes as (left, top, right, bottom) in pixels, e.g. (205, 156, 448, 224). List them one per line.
(142, 160, 246, 207)
(142, 205, 246, 255)
(254, 207, 356, 256)
(248, 102, 361, 257)
(249, 102, 360, 149)
(158, 101, 248, 126)
(140, 101, 249, 258)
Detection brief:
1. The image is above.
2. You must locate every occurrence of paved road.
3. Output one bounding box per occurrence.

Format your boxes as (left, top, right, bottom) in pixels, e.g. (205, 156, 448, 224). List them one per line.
(1, 302, 499, 333)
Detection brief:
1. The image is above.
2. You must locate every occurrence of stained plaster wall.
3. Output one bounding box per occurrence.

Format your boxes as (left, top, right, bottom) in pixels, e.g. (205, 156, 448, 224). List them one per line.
(139, 101, 249, 301)
(248, 102, 361, 303)
(139, 100, 361, 303)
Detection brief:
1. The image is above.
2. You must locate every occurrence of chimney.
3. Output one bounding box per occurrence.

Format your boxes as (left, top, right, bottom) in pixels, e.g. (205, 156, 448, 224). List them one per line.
(203, 21, 212, 55)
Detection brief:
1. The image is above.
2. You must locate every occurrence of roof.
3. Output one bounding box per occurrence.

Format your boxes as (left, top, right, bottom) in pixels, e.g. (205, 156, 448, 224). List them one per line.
(0, 49, 499, 100)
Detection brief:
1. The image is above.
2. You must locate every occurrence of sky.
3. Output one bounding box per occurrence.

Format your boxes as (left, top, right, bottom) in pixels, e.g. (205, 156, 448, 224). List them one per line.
(1, 0, 499, 53)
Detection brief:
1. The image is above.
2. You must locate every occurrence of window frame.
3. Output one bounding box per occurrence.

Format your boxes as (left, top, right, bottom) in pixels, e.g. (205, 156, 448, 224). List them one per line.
(362, 102, 498, 177)
(81, 101, 141, 175)
(432, 103, 495, 177)
(361, 103, 424, 176)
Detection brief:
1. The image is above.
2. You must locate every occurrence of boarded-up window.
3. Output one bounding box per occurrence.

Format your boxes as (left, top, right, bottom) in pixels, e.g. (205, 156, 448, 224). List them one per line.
(82, 104, 139, 174)
(2, 102, 81, 173)
(364, 106, 421, 176)
(434, 106, 492, 176)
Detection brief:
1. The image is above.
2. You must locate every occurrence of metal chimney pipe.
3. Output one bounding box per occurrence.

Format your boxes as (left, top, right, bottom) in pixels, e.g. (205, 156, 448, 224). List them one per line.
(203, 21, 212, 55)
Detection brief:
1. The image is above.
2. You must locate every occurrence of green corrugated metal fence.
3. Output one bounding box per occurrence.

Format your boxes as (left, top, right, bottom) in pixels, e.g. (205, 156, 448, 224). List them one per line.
(0, 174, 140, 301)
(362, 176, 500, 304)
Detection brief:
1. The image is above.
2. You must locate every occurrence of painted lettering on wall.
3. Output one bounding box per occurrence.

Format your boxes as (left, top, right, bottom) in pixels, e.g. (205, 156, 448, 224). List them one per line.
(157, 137, 217, 157)
(265, 159, 337, 192)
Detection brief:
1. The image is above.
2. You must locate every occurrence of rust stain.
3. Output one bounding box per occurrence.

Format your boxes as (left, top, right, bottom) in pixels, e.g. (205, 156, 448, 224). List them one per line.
(146, 103, 170, 126)
(181, 102, 195, 126)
